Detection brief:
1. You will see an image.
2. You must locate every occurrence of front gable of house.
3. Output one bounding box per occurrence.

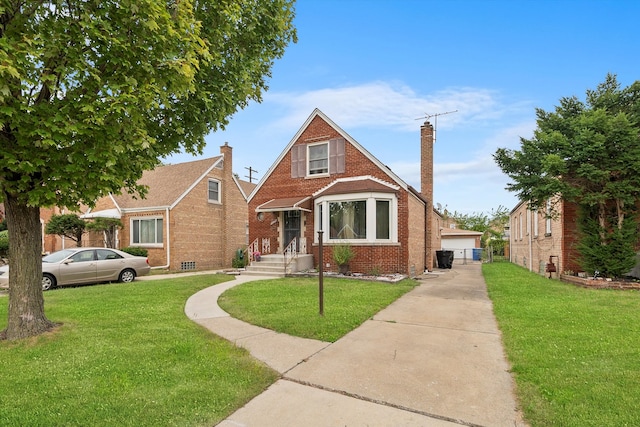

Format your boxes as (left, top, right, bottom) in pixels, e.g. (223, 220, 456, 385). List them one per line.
(247, 109, 426, 275)
(250, 110, 407, 201)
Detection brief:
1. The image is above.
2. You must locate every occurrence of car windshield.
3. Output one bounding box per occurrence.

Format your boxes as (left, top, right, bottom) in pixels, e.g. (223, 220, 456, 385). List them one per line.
(43, 249, 77, 263)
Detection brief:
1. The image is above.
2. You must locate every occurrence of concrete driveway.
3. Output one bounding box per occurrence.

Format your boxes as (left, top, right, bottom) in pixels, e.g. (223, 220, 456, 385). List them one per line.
(185, 263, 527, 427)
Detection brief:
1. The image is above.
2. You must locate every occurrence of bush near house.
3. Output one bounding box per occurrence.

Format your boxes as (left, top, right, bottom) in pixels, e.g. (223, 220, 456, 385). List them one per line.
(121, 247, 148, 257)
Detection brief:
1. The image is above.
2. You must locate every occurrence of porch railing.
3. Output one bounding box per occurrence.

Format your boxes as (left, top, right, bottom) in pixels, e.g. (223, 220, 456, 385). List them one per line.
(248, 237, 272, 262)
(283, 237, 297, 274)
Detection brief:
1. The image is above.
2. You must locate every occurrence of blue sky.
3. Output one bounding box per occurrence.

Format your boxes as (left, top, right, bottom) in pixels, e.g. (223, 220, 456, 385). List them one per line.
(167, 0, 640, 215)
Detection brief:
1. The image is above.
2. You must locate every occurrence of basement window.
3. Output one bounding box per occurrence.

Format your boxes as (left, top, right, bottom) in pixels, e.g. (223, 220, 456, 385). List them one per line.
(181, 261, 196, 271)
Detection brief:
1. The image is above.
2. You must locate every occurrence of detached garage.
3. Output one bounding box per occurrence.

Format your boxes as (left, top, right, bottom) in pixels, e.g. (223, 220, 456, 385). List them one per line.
(441, 228, 483, 262)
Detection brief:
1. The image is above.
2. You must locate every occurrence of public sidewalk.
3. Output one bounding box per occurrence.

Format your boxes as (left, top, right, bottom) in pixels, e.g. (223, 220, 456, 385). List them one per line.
(183, 264, 527, 427)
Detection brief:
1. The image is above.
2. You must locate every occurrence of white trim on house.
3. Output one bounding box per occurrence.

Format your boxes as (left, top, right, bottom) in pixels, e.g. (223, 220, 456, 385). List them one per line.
(207, 178, 222, 204)
(130, 216, 164, 248)
(313, 191, 398, 244)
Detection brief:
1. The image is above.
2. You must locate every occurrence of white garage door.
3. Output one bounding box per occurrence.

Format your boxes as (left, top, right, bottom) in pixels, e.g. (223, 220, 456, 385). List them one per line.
(442, 237, 477, 260)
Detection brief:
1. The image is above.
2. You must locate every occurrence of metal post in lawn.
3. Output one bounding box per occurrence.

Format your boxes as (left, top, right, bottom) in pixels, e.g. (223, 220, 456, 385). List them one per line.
(318, 231, 324, 316)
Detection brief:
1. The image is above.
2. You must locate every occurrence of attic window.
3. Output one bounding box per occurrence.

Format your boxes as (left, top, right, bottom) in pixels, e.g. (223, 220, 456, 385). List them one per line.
(208, 179, 221, 203)
(291, 138, 345, 178)
(308, 143, 328, 175)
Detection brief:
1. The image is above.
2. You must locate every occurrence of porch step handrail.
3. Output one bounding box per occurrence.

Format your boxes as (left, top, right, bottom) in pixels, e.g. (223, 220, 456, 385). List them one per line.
(248, 238, 259, 262)
(283, 237, 297, 274)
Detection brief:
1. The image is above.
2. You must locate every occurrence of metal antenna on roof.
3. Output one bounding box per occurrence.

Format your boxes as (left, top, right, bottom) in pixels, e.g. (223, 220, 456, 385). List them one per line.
(245, 166, 258, 183)
(415, 110, 458, 143)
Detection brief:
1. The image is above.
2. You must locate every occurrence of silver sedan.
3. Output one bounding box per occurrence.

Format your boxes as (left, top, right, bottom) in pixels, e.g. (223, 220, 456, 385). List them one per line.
(0, 247, 151, 290)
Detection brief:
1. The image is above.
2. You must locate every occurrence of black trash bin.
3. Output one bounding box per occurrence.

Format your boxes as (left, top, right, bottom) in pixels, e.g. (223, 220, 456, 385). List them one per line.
(436, 250, 454, 269)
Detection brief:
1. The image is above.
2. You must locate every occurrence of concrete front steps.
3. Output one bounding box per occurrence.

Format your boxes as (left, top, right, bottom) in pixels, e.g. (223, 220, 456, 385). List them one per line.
(243, 254, 314, 277)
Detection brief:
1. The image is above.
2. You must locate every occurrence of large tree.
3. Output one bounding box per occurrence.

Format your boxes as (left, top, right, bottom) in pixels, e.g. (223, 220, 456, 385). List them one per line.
(494, 74, 640, 277)
(0, 0, 296, 339)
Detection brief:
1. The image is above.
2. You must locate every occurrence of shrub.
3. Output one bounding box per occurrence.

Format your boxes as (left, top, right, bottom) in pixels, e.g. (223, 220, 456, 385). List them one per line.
(332, 242, 355, 266)
(0, 230, 8, 257)
(232, 248, 247, 268)
(121, 247, 148, 257)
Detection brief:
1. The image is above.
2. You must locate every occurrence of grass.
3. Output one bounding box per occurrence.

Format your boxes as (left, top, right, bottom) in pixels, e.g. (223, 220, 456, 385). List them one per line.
(483, 262, 640, 427)
(0, 275, 278, 427)
(218, 277, 418, 342)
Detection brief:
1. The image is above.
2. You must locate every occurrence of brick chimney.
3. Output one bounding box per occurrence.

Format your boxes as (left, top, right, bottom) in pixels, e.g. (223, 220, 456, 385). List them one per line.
(220, 142, 233, 263)
(421, 121, 435, 271)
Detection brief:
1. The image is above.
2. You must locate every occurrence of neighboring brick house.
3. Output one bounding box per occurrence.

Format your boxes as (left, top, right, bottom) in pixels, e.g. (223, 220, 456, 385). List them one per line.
(247, 109, 441, 276)
(509, 198, 581, 277)
(83, 143, 252, 270)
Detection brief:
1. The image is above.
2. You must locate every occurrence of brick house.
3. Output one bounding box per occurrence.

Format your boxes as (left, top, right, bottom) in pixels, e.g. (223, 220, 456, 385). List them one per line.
(246, 109, 441, 276)
(83, 143, 252, 270)
(509, 198, 581, 277)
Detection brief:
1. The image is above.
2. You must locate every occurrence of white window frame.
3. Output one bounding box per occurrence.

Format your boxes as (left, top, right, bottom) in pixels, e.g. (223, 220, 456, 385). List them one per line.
(131, 216, 163, 247)
(314, 192, 397, 243)
(533, 208, 539, 237)
(208, 179, 221, 204)
(545, 200, 552, 235)
(307, 142, 329, 177)
(519, 212, 523, 240)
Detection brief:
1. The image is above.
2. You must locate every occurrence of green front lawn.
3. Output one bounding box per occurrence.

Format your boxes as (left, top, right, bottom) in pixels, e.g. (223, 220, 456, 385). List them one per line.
(0, 275, 277, 427)
(218, 277, 418, 342)
(483, 262, 640, 427)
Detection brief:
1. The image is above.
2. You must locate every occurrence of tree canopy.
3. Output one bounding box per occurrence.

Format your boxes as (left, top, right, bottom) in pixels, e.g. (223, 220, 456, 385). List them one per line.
(494, 74, 640, 277)
(44, 213, 86, 247)
(0, 0, 296, 340)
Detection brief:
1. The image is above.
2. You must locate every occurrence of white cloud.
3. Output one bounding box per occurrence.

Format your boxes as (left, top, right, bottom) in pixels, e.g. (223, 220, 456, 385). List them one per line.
(265, 81, 502, 132)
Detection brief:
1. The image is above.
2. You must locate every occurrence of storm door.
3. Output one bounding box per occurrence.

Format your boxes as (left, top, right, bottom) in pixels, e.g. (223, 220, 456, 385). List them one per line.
(283, 210, 301, 251)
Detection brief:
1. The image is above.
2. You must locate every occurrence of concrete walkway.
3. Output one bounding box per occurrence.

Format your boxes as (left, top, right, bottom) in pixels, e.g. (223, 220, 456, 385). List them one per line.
(183, 264, 527, 427)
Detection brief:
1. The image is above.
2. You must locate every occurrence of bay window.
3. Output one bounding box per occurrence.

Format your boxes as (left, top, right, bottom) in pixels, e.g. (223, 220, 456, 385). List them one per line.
(315, 192, 396, 243)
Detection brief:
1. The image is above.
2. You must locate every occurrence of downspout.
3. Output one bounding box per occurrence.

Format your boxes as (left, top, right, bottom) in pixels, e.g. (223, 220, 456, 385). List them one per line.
(509, 218, 513, 263)
(424, 202, 429, 272)
(151, 207, 171, 269)
(528, 209, 533, 272)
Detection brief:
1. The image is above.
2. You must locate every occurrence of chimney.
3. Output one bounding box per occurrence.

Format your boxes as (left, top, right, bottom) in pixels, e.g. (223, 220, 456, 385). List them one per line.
(421, 122, 435, 271)
(220, 142, 233, 262)
(420, 121, 434, 199)
(220, 142, 232, 177)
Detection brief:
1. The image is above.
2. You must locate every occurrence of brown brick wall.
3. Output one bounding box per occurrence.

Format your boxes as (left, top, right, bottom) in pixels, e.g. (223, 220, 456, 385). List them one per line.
(510, 200, 565, 276)
(407, 193, 426, 275)
(248, 115, 423, 275)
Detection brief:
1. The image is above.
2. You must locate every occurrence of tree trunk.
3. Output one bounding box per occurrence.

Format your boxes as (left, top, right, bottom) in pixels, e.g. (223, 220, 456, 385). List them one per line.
(598, 202, 607, 243)
(2, 192, 56, 340)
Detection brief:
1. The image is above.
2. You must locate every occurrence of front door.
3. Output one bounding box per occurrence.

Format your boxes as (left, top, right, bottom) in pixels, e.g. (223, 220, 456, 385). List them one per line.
(283, 210, 301, 251)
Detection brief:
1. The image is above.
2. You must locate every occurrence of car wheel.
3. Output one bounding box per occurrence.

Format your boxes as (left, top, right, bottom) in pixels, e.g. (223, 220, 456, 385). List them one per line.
(119, 269, 136, 283)
(42, 274, 57, 291)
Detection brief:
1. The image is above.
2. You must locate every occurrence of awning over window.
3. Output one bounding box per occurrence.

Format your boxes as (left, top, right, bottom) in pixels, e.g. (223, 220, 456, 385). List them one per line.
(81, 208, 122, 219)
(256, 197, 312, 212)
